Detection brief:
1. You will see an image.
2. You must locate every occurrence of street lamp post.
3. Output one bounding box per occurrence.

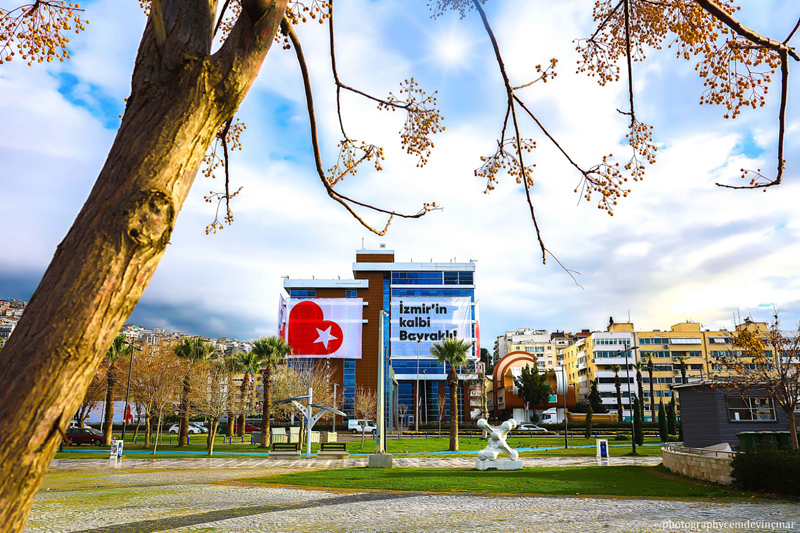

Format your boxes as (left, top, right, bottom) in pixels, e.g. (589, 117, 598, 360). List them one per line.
(618, 345, 640, 455)
(120, 340, 141, 443)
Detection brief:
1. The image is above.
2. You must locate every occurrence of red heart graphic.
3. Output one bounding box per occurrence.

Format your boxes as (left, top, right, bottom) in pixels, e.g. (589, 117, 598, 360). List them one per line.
(288, 301, 344, 355)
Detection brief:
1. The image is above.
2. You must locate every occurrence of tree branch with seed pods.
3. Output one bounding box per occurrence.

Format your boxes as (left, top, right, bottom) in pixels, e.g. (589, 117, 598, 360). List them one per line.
(283, 17, 439, 236)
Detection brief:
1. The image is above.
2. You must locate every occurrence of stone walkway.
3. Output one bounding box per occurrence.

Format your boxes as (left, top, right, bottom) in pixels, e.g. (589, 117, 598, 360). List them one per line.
(24, 457, 799, 532)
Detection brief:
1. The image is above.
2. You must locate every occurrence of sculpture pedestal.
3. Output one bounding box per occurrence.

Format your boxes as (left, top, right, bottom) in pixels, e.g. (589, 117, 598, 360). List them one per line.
(476, 459, 523, 471)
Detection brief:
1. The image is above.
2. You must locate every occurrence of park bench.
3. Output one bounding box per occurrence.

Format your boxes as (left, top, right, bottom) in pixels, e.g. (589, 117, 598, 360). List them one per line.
(317, 442, 349, 459)
(268, 442, 301, 459)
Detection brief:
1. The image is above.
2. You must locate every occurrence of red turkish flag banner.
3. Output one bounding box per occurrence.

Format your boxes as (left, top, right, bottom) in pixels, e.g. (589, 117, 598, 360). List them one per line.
(286, 298, 363, 359)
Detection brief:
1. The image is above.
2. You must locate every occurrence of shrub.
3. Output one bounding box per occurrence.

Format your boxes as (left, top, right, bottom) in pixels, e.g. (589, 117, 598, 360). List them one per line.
(614, 434, 630, 441)
(731, 444, 800, 495)
(666, 435, 681, 442)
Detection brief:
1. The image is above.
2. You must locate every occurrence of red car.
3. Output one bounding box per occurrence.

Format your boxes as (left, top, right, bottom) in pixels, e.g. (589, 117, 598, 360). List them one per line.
(64, 427, 104, 446)
(233, 424, 258, 434)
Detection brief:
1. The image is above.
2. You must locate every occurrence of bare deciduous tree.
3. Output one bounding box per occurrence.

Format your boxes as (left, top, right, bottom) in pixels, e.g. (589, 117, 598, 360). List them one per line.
(353, 385, 377, 449)
(189, 359, 233, 455)
(712, 314, 800, 450)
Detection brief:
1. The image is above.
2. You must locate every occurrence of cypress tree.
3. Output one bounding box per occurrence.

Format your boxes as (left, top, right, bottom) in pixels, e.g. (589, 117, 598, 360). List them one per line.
(658, 400, 668, 442)
(588, 380, 607, 413)
(667, 396, 677, 436)
(584, 404, 593, 439)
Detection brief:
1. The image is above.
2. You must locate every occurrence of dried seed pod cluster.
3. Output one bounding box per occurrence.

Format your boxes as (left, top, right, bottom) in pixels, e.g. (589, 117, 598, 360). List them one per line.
(0, 1, 89, 65)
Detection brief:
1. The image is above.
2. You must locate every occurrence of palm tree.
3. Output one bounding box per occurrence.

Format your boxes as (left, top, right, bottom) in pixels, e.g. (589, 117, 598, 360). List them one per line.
(612, 365, 623, 423)
(647, 356, 655, 422)
(677, 356, 688, 385)
(174, 337, 215, 446)
(634, 361, 645, 421)
(430, 338, 471, 451)
(250, 336, 292, 448)
(101, 334, 133, 446)
(234, 351, 263, 437)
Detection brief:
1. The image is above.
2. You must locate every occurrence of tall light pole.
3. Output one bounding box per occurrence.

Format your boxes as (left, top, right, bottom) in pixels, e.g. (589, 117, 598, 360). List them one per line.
(120, 340, 141, 443)
(415, 339, 420, 433)
(618, 345, 640, 455)
(377, 310, 387, 453)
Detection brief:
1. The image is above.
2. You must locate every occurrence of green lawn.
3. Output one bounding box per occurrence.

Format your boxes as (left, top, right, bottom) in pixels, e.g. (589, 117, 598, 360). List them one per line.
(249, 465, 744, 499)
(54, 436, 665, 459)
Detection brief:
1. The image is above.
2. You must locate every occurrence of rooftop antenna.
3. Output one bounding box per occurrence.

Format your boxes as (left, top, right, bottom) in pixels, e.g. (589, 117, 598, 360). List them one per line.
(361, 238, 365, 250)
(379, 243, 386, 249)
(627, 310, 631, 323)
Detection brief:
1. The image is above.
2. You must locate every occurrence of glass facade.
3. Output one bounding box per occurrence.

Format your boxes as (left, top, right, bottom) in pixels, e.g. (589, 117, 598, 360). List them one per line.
(389, 269, 476, 424)
(343, 359, 356, 413)
(391, 271, 473, 285)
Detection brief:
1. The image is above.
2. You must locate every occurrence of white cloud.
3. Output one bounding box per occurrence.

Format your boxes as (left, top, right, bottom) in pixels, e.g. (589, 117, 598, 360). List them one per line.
(2, 0, 799, 342)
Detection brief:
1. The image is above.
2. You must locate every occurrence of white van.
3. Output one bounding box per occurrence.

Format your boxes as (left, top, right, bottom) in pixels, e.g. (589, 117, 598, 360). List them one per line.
(347, 419, 376, 434)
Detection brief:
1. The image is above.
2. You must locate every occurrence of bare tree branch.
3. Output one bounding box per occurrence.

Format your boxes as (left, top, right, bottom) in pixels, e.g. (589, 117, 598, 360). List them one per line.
(283, 18, 435, 236)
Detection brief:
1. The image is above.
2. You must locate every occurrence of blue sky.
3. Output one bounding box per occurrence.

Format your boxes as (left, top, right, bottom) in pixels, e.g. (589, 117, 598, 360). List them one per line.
(1, 0, 800, 342)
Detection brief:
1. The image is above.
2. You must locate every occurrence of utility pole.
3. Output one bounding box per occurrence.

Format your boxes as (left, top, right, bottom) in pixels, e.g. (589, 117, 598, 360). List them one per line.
(415, 339, 420, 433)
(120, 340, 141, 443)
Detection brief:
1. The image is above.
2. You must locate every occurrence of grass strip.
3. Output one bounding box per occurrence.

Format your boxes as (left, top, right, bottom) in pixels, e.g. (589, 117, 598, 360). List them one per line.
(249, 465, 747, 499)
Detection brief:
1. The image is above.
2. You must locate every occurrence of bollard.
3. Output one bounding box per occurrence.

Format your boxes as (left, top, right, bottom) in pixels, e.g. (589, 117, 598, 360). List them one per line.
(188, 436, 190, 445)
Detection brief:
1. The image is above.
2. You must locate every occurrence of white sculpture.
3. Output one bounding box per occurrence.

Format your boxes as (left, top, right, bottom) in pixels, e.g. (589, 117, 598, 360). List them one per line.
(477, 418, 519, 461)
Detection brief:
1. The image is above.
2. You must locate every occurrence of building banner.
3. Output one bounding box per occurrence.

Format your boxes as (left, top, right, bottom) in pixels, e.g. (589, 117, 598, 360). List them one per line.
(390, 297, 474, 358)
(286, 298, 362, 359)
(277, 293, 287, 339)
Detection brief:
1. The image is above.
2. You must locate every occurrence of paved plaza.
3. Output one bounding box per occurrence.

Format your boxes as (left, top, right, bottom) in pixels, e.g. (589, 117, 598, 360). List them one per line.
(24, 457, 800, 533)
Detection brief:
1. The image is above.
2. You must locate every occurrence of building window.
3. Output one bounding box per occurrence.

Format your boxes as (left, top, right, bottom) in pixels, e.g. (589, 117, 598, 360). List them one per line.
(345, 290, 357, 298)
(727, 396, 777, 422)
(290, 289, 316, 298)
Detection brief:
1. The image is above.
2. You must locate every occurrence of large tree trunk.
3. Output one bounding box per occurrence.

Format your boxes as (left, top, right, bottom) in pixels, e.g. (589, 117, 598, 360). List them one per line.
(260, 366, 272, 448)
(102, 365, 117, 446)
(786, 407, 799, 451)
(648, 369, 655, 423)
(178, 373, 191, 447)
(448, 367, 459, 452)
(0, 2, 288, 529)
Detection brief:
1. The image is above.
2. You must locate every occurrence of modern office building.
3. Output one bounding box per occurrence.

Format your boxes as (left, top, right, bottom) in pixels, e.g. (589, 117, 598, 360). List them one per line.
(280, 248, 480, 430)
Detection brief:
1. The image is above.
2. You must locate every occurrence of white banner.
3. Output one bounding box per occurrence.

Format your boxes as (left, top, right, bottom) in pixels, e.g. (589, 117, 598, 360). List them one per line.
(277, 293, 287, 339)
(286, 298, 362, 359)
(390, 297, 473, 358)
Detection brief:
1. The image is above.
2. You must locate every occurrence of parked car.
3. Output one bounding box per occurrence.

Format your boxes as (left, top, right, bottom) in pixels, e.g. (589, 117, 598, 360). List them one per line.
(517, 424, 547, 432)
(347, 419, 377, 434)
(64, 427, 104, 446)
(232, 423, 259, 434)
(168, 423, 206, 434)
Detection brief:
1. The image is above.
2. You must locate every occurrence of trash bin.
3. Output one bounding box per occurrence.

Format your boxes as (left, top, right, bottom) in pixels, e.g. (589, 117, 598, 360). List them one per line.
(251, 431, 262, 445)
(737, 431, 781, 452)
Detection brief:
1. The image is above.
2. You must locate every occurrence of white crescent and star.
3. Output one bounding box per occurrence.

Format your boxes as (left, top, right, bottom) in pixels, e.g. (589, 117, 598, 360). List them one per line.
(314, 326, 338, 349)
